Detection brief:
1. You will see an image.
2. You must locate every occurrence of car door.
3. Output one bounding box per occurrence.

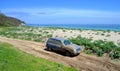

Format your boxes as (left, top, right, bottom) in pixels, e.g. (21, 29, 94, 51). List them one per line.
(55, 40, 65, 51)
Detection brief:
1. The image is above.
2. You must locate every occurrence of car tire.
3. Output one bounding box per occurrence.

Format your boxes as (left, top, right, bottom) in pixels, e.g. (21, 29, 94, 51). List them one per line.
(47, 47, 52, 51)
(65, 51, 71, 57)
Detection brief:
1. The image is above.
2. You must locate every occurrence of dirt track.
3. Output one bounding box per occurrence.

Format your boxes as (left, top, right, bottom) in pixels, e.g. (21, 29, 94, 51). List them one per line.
(0, 36, 120, 71)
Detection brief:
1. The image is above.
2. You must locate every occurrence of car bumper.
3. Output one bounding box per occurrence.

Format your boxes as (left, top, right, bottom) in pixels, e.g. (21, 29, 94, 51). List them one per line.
(72, 51, 81, 55)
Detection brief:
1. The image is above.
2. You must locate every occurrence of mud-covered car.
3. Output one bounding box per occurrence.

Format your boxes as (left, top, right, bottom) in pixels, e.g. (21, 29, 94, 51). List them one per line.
(46, 37, 82, 56)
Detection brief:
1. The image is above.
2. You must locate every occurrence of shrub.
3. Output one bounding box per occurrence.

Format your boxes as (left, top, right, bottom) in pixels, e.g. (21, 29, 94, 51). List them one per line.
(109, 47, 120, 59)
(25, 37, 32, 41)
(103, 42, 116, 53)
(118, 32, 120, 34)
(47, 34, 52, 38)
(114, 51, 120, 59)
(92, 47, 99, 53)
(96, 49, 104, 57)
(62, 29, 66, 32)
(85, 50, 93, 55)
(94, 40, 117, 53)
(106, 34, 111, 37)
(34, 39, 41, 42)
(101, 33, 105, 36)
(70, 36, 119, 59)
(94, 40, 105, 48)
(117, 40, 120, 45)
(109, 53, 114, 59)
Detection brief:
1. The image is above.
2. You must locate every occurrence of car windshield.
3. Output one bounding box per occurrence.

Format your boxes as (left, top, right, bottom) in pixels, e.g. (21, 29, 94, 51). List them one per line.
(63, 40, 71, 45)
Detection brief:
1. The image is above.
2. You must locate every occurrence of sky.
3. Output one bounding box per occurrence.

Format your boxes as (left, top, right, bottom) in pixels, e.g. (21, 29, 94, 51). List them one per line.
(0, 0, 120, 24)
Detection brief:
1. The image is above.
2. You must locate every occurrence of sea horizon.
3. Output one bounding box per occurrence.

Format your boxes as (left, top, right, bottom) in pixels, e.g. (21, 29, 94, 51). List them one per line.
(26, 24, 120, 31)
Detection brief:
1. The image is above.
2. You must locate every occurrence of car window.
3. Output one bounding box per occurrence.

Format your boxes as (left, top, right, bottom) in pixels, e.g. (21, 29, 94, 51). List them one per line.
(56, 40, 62, 45)
(47, 38, 54, 43)
(47, 38, 52, 42)
(63, 40, 71, 45)
(47, 38, 62, 45)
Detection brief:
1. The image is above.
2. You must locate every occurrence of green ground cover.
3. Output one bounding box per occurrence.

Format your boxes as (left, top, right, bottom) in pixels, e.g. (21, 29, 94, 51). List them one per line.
(0, 42, 78, 71)
(70, 36, 120, 59)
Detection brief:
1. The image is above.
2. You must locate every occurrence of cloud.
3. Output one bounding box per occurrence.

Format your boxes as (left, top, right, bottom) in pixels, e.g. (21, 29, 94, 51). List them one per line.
(2, 8, 120, 17)
(5, 11, 30, 17)
(37, 11, 58, 15)
(1, 8, 120, 24)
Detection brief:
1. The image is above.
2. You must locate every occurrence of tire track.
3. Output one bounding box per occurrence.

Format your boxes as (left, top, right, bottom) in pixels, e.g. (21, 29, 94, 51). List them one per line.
(0, 36, 120, 71)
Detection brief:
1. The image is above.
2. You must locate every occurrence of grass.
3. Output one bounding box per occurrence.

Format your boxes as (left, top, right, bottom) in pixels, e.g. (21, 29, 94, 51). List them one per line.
(0, 42, 78, 71)
(0, 26, 52, 42)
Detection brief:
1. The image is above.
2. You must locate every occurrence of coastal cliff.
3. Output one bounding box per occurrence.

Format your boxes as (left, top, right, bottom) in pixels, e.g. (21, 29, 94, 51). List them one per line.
(0, 12, 25, 26)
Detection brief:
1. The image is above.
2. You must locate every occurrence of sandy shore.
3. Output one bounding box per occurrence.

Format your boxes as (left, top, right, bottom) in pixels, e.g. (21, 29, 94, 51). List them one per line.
(45, 29, 120, 45)
(17, 27, 120, 45)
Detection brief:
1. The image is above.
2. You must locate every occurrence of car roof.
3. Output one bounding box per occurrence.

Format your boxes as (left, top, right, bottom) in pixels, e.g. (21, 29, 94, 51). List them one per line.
(49, 37, 67, 41)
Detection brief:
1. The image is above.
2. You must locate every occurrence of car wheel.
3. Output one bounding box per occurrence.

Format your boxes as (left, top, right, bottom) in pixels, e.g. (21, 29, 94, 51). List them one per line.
(47, 47, 52, 51)
(65, 51, 71, 57)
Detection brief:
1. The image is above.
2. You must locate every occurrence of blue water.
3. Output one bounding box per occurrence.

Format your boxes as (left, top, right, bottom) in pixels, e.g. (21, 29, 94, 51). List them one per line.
(27, 24, 120, 31)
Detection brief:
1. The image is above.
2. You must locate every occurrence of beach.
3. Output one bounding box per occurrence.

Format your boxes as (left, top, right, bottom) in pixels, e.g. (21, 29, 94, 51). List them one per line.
(0, 26, 120, 71)
(17, 26, 120, 45)
(1, 26, 120, 45)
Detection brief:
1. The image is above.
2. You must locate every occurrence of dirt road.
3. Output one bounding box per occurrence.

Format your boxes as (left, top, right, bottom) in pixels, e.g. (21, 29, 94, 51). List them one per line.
(0, 36, 120, 71)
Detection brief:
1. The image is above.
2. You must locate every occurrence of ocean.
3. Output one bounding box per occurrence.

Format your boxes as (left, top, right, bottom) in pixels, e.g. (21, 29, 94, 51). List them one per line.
(27, 24, 120, 31)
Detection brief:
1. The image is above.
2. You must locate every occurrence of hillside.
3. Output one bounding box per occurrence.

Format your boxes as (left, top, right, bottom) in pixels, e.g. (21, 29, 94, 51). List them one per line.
(0, 12, 25, 26)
